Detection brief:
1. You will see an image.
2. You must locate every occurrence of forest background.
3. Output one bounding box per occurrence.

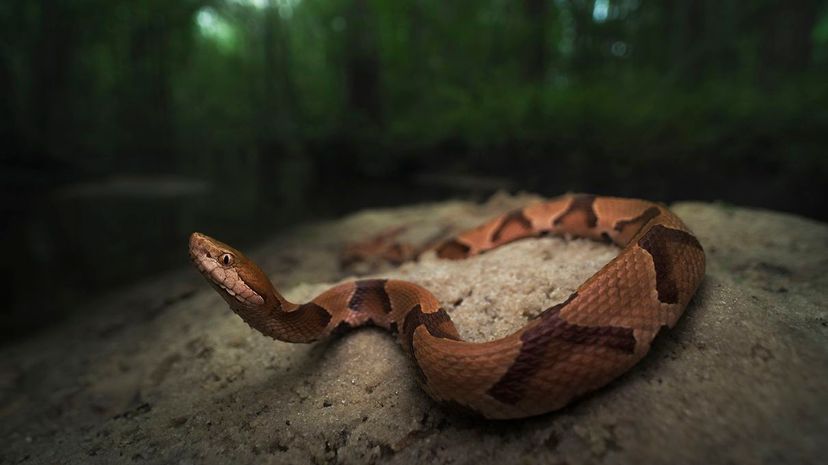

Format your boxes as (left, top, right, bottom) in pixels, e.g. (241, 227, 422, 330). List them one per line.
(1, 0, 826, 339)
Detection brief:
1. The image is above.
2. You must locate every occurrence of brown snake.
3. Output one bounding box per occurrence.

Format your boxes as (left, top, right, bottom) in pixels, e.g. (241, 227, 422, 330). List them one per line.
(189, 194, 705, 419)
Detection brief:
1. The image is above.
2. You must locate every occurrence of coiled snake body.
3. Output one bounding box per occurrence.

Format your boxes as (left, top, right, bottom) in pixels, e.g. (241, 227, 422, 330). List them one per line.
(189, 194, 705, 419)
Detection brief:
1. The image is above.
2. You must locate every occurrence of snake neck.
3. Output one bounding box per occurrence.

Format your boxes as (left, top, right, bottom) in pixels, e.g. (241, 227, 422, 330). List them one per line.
(227, 291, 332, 343)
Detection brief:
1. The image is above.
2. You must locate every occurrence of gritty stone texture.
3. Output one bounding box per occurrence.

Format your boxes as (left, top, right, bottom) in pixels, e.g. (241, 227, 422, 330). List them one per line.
(1, 194, 826, 465)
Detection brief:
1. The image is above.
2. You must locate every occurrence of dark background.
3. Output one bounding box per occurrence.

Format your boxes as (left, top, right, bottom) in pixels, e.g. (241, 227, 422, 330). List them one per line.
(2, 0, 827, 342)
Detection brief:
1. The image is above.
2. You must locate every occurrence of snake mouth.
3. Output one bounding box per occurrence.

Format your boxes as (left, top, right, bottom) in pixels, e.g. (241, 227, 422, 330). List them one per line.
(189, 232, 266, 306)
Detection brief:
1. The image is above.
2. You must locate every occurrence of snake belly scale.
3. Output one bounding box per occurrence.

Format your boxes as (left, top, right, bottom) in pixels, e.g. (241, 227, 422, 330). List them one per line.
(189, 194, 705, 419)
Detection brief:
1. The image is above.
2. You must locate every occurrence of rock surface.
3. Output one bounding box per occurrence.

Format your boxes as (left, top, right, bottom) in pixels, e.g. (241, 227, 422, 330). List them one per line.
(1, 193, 826, 465)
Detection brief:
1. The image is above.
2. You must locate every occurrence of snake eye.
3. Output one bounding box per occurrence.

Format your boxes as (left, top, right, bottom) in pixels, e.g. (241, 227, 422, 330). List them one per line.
(220, 253, 233, 266)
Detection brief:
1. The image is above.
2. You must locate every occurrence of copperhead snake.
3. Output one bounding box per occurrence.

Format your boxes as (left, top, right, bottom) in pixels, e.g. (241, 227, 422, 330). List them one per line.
(189, 194, 705, 419)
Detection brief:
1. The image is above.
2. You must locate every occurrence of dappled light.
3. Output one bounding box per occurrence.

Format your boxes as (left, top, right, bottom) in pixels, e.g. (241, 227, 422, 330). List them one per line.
(195, 7, 237, 47)
(592, 0, 610, 22)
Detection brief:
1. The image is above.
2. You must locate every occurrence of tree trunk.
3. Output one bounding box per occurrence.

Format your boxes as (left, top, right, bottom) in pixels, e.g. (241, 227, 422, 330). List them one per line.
(31, 0, 75, 160)
(344, 0, 381, 124)
(759, 0, 817, 80)
(124, 18, 175, 171)
(522, 0, 549, 82)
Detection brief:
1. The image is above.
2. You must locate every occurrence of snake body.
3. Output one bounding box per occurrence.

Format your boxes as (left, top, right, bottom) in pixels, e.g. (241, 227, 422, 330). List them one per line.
(189, 194, 705, 419)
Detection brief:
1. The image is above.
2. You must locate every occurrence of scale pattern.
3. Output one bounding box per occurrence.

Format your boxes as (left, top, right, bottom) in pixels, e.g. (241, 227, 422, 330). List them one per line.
(189, 194, 705, 419)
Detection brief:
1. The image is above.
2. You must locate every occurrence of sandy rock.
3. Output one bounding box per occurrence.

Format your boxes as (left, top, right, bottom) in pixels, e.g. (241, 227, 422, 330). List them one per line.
(1, 194, 825, 465)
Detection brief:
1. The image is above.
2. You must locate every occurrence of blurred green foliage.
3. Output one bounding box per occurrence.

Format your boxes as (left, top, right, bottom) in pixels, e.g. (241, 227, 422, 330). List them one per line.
(2, 1, 827, 213)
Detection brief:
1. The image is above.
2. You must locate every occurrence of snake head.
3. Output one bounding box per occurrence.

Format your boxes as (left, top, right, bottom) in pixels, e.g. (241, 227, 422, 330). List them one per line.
(188, 232, 274, 308)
